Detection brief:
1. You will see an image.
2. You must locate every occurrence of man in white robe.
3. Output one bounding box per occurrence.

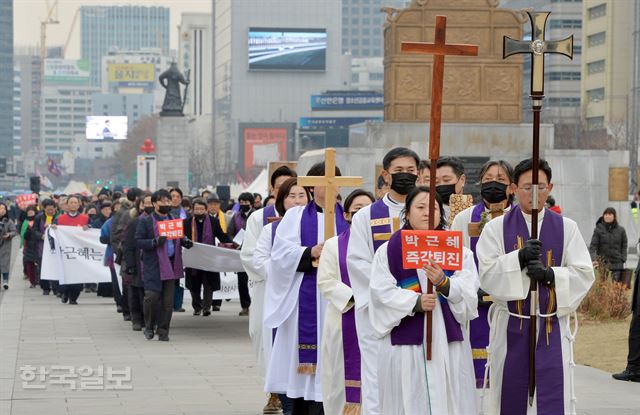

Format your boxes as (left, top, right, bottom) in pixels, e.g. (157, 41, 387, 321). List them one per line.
(476, 159, 594, 415)
(347, 147, 420, 414)
(240, 166, 295, 413)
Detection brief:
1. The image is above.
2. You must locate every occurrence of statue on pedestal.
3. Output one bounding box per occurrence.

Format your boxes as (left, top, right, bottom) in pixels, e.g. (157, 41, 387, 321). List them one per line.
(159, 62, 190, 117)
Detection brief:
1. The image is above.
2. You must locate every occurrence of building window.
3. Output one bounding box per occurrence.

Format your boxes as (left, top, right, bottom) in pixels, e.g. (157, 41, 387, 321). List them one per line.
(370, 72, 384, 81)
(549, 72, 581, 81)
(587, 116, 605, 130)
(351, 18, 359, 25)
(587, 59, 605, 74)
(588, 3, 606, 20)
(351, 28, 359, 36)
(574, 45, 582, 54)
(549, 19, 581, 29)
(587, 88, 605, 102)
(587, 32, 605, 47)
(547, 97, 580, 107)
(352, 73, 359, 83)
(352, 38, 360, 46)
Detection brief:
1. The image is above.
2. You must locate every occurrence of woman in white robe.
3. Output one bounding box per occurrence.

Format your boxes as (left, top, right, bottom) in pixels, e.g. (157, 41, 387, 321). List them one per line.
(369, 186, 479, 415)
(317, 190, 375, 415)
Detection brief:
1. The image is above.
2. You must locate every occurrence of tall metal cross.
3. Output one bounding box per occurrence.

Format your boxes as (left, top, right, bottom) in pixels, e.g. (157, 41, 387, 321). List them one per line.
(297, 148, 363, 242)
(401, 15, 478, 361)
(503, 10, 573, 407)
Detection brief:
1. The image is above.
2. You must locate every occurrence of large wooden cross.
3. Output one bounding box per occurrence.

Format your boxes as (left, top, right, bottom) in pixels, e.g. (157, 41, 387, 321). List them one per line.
(401, 15, 478, 360)
(297, 148, 363, 241)
(503, 10, 573, 407)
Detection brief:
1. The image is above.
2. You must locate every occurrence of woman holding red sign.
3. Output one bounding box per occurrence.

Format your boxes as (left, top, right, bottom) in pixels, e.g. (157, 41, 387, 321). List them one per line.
(369, 186, 479, 415)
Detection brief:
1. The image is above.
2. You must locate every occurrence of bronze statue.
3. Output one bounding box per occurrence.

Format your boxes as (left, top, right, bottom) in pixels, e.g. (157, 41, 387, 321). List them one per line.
(159, 62, 190, 116)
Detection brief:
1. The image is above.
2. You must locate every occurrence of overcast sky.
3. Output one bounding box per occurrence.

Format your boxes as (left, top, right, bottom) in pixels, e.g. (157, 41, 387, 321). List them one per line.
(14, 0, 212, 58)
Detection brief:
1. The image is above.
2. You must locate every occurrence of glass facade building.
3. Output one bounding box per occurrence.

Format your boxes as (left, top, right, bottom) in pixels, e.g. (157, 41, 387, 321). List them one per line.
(0, 0, 14, 160)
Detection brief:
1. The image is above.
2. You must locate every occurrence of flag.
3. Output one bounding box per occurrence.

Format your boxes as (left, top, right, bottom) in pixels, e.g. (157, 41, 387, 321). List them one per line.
(47, 158, 62, 177)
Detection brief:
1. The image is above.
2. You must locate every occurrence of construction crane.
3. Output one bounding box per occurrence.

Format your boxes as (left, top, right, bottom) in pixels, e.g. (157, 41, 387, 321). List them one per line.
(40, 0, 59, 78)
(63, 8, 80, 58)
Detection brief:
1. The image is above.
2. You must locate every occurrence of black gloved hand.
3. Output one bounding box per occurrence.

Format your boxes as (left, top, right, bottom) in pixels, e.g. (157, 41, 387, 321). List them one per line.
(182, 238, 194, 249)
(526, 259, 555, 286)
(154, 235, 167, 247)
(518, 239, 542, 269)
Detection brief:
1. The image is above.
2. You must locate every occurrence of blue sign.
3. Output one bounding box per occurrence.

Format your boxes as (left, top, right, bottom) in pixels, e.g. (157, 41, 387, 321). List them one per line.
(299, 117, 383, 129)
(310, 92, 384, 111)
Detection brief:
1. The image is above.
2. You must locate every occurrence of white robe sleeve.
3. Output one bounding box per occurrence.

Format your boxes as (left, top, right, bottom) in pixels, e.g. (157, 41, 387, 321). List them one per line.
(253, 223, 272, 281)
(369, 243, 421, 338)
(476, 217, 529, 302)
(552, 218, 595, 317)
(240, 209, 265, 282)
(450, 205, 473, 249)
(347, 206, 375, 310)
(317, 236, 353, 314)
(442, 247, 479, 324)
(263, 207, 305, 329)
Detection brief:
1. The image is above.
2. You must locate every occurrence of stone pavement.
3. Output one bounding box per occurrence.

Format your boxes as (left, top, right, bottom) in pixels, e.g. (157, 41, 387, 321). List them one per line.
(1, 265, 639, 414)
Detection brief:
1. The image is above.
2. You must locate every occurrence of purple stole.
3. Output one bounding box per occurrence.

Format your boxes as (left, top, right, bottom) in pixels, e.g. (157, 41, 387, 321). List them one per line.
(297, 201, 348, 374)
(337, 229, 362, 412)
(232, 213, 247, 235)
(192, 217, 214, 245)
(386, 231, 463, 345)
(501, 206, 564, 414)
(270, 219, 281, 245)
(262, 204, 277, 226)
(370, 199, 393, 252)
(469, 202, 491, 387)
(151, 215, 184, 281)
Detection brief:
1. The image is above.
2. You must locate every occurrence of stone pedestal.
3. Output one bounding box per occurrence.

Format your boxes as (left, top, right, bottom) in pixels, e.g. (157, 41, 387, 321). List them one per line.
(156, 116, 189, 190)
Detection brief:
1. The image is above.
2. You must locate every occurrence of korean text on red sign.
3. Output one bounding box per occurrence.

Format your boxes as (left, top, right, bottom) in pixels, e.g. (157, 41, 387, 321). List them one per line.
(156, 219, 184, 240)
(16, 194, 38, 209)
(401, 230, 463, 271)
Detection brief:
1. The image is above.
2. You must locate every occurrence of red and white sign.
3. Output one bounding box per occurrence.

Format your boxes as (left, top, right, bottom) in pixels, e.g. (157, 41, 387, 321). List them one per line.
(157, 219, 184, 240)
(401, 230, 463, 271)
(16, 194, 38, 209)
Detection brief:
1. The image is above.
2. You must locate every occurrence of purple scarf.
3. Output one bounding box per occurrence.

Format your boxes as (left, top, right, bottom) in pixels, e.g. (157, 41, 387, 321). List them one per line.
(501, 206, 565, 414)
(386, 231, 463, 345)
(151, 215, 183, 281)
(192, 217, 214, 245)
(262, 204, 277, 226)
(297, 201, 348, 374)
(370, 199, 393, 252)
(338, 229, 362, 411)
(232, 212, 248, 235)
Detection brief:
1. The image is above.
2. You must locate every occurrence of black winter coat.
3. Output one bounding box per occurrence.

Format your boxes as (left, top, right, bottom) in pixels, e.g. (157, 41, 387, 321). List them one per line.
(589, 218, 628, 268)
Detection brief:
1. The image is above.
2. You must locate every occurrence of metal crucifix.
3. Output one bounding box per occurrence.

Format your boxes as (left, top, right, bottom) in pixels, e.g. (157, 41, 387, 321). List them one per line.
(503, 10, 573, 407)
(401, 15, 478, 360)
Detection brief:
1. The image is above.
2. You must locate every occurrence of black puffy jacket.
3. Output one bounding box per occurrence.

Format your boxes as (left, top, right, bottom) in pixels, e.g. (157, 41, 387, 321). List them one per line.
(589, 218, 627, 268)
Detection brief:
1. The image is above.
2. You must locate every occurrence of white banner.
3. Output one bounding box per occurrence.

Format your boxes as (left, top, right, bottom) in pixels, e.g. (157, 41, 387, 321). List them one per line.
(182, 242, 245, 273)
(40, 226, 112, 284)
(182, 272, 254, 301)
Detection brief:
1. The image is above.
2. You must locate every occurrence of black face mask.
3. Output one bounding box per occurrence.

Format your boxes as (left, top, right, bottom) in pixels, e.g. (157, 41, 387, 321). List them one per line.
(88, 213, 97, 220)
(143, 207, 154, 215)
(194, 214, 206, 220)
(158, 205, 172, 215)
(481, 181, 508, 204)
(239, 204, 251, 213)
(436, 183, 457, 204)
(390, 172, 418, 195)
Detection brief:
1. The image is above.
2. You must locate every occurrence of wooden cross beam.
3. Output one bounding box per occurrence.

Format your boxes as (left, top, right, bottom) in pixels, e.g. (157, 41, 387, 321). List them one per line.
(401, 15, 479, 361)
(297, 148, 363, 241)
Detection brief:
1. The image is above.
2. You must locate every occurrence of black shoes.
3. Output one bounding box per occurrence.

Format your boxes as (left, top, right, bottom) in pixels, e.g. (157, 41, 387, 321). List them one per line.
(212, 305, 220, 311)
(144, 329, 154, 340)
(176, 307, 186, 312)
(612, 369, 640, 382)
(43, 290, 50, 295)
(69, 300, 78, 305)
(61, 294, 68, 304)
(123, 314, 132, 321)
(202, 310, 211, 317)
(193, 309, 201, 316)
(158, 334, 169, 342)
(116, 305, 123, 313)
(132, 322, 143, 331)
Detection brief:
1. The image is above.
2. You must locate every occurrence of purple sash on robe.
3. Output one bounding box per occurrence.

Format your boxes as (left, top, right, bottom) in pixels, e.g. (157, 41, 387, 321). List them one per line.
(298, 201, 349, 374)
(262, 204, 277, 226)
(232, 212, 247, 235)
(270, 219, 282, 345)
(469, 202, 491, 387)
(386, 231, 463, 345)
(501, 206, 564, 415)
(337, 229, 362, 410)
(370, 199, 392, 252)
(151, 215, 184, 281)
(192, 216, 214, 245)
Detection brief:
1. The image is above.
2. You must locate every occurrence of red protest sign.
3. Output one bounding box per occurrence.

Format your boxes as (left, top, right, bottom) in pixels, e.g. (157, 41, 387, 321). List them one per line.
(16, 194, 38, 209)
(157, 219, 184, 240)
(401, 230, 463, 271)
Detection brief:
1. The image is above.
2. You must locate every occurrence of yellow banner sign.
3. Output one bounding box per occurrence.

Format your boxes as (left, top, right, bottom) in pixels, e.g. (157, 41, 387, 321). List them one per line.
(107, 64, 155, 83)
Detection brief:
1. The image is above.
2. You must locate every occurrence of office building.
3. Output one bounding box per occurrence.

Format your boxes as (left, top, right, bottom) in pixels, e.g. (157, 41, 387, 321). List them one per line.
(0, 0, 14, 160)
(179, 13, 213, 116)
(81, 6, 170, 86)
(350, 57, 384, 91)
(92, 93, 155, 128)
(14, 53, 43, 155)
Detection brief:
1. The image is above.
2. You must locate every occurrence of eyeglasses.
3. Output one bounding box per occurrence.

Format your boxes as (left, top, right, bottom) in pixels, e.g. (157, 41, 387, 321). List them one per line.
(518, 184, 549, 193)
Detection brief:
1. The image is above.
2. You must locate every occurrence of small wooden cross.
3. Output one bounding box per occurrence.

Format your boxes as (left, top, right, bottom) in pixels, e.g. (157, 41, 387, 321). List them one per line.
(297, 148, 363, 241)
(402, 15, 478, 361)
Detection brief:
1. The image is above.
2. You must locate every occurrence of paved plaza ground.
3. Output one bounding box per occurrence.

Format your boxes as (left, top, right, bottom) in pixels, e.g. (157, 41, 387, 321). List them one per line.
(0, 250, 638, 414)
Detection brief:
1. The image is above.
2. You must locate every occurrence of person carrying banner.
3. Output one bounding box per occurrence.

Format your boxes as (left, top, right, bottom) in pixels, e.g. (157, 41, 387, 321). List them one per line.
(33, 199, 59, 295)
(184, 198, 231, 317)
(227, 192, 256, 316)
(51, 195, 89, 304)
(136, 189, 193, 342)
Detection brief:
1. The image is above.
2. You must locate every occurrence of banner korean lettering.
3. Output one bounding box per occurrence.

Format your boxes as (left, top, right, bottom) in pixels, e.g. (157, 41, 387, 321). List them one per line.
(16, 194, 38, 209)
(401, 229, 463, 271)
(157, 219, 184, 240)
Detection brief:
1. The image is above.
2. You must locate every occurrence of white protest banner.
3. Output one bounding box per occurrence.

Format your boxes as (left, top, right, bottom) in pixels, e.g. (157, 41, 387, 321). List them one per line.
(182, 242, 245, 273)
(40, 226, 112, 284)
(183, 272, 255, 301)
